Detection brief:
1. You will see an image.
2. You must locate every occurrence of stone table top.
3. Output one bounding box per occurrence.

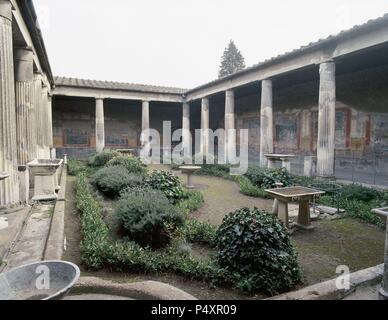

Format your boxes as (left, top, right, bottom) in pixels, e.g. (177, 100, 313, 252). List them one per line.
(179, 166, 202, 172)
(265, 186, 325, 199)
(264, 154, 296, 160)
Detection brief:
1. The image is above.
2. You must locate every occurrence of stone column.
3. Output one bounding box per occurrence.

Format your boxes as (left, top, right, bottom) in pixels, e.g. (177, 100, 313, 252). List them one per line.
(95, 98, 105, 153)
(141, 100, 150, 147)
(201, 98, 210, 159)
(41, 85, 50, 158)
(317, 61, 336, 178)
(225, 90, 236, 163)
(15, 47, 34, 165)
(0, 1, 19, 206)
(259, 79, 274, 167)
(34, 73, 44, 158)
(182, 102, 191, 161)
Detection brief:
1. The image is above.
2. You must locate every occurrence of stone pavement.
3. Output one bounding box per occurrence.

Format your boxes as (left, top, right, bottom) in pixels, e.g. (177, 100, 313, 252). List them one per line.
(2, 203, 54, 271)
(0, 206, 30, 270)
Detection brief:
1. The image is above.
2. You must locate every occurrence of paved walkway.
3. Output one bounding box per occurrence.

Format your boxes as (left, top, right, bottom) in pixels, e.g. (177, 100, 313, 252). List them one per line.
(0, 206, 30, 270)
(2, 203, 54, 271)
(162, 166, 273, 226)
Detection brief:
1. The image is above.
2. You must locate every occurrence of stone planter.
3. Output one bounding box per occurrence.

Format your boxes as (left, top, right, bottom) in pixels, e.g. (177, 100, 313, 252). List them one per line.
(27, 159, 63, 201)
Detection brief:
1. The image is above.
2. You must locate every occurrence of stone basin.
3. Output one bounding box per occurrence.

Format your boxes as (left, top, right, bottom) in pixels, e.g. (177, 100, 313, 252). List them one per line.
(0, 172, 9, 181)
(179, 166, 201, 189)
(27, 159, 64, 201)
(0, 261, 80, 300)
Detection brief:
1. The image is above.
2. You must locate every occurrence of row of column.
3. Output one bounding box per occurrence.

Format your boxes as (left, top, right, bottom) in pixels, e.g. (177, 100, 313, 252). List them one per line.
(186, 60, 336, 178)
(93, 61, 336, 178)
(0, 1, 53, 207)
(94, 99, 151, 152)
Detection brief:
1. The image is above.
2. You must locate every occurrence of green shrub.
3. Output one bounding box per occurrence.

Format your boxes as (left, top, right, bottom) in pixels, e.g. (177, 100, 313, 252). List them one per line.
(182, 219, 218, 247)
(340, 184, 382, 202)
(76, 173, 289, 295)
(106, 155, 147, 175)
(88, 150, 120, 167)
(115, 188, 185, 248)
(91, 166, 144, 198)
(75, 173, 110, 269)
(145, 170, 185, 204)
(196, 163, 231, 178)
(235, 176, 268, 198)
(176, 190, 205, 214)
(245, 167, 293, 189)
(68, 159, 86, 176)
(216, 208, 301, 294)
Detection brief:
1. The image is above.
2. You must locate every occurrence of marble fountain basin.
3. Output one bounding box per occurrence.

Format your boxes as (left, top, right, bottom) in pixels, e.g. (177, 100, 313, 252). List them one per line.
(27, 159, 63, 174)
(0, 261, 80, 300)
(27, 159, 63, 201)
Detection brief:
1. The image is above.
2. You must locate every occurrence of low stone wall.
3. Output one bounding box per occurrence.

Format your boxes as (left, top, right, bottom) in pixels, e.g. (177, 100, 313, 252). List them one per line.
(43, 165, 67, 261)
(270, 264, 384, 300)
(70, 277, 197, 300)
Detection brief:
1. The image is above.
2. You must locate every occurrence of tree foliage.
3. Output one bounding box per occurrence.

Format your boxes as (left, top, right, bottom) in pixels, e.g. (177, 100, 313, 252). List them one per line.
(219, 40, 246, 78)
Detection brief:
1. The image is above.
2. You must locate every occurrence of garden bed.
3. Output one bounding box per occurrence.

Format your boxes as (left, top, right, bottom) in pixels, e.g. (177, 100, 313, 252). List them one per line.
(64, 155, 386, 299)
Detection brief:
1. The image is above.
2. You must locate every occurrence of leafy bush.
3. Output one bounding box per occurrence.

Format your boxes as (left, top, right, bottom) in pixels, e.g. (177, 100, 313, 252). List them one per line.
(88, 150, 120, 167)
(318, 195, 386, 228)
(340, 184, 382, 202)
(91, 166, 144, 198)
(245, 167, 293, 189)
(68, 159, 86, 176)
(235, 176, 268, 198)
(176, 190, 205, 214)
(106, 155, 147, 175)
(182, 219, 218, 247)
(196, 163, 231, 178)
(115, 188, 185, 248)
(145, 170, 185, 204)
(216, 208, 301, 294)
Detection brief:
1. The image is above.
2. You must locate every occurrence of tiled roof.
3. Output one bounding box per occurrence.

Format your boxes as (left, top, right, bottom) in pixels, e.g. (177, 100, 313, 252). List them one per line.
(55, 13, 388, 96)
(186, 13, 388, 93)
(54, 76, 187, 95)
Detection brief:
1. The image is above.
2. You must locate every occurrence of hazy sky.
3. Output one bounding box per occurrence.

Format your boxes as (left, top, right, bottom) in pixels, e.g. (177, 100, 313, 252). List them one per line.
(34, 0, 388, 88)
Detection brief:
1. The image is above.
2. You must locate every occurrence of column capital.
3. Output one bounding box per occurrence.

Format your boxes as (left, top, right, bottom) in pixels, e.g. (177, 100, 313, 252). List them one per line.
(95, 97, 104, 101)
(15, 47, 34, 82)
(262, 79, 273, 87)
(0, 0, 12, 21)
(225, 89, 234, 98)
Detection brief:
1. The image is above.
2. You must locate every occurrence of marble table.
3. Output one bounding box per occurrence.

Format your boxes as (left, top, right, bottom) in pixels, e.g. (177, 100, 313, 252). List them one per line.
(372, 207, 388, 300)
(265, 186, 325, 230)
(264, 154, 295, 171)
(179, 166, 201, 189)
